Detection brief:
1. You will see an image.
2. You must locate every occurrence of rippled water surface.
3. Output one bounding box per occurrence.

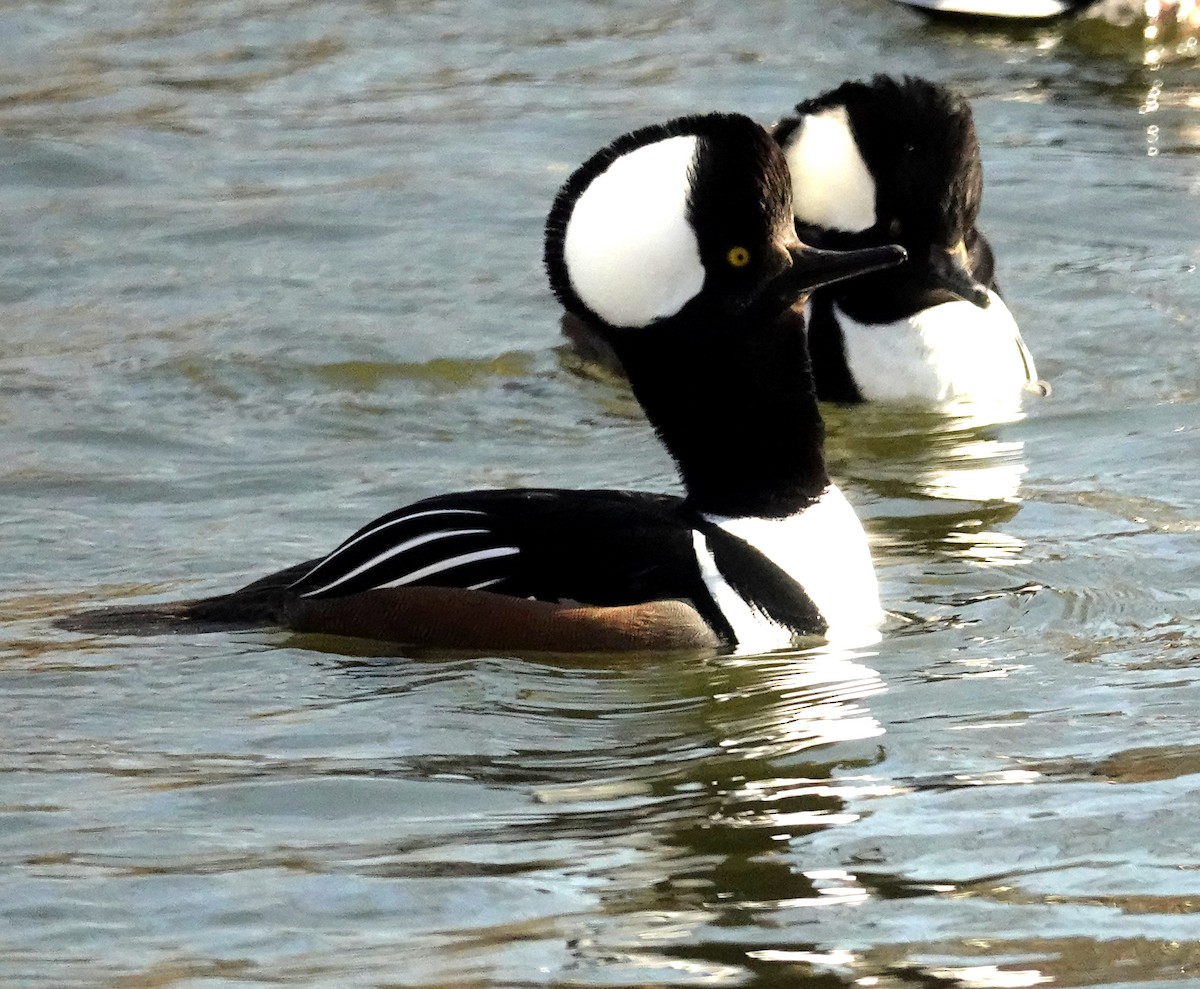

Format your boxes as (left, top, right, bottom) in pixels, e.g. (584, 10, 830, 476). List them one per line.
(2, 1, 1199, 986)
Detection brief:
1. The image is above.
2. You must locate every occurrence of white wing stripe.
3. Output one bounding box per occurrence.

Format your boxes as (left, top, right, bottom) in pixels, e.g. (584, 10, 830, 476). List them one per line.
(300, 528, 491, 597)
(377, 547, 520, 589)
(294, 508, 490, 588)
(327, 508, 488, 560)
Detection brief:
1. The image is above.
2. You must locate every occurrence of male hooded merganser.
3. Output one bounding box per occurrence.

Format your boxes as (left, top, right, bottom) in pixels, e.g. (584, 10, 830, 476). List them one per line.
(61, 113, 904, 654)
(775, 75, 1045, 405)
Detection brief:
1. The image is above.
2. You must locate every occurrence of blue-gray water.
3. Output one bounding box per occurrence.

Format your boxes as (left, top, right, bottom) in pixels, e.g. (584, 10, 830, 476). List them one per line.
(2, 1, 1199, 986)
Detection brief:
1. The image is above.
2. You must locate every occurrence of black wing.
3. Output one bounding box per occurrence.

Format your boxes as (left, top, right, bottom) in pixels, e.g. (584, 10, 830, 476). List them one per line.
(289, 488, 719, 613)
(291, 501, 516, 598)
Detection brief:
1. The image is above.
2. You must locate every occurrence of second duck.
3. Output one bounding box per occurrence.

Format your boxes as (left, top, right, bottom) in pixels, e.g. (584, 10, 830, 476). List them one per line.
(776, 74, 1046, 405)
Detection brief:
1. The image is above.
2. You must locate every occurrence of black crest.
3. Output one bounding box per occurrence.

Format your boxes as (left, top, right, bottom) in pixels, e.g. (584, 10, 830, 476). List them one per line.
(778, 74, 984, 246)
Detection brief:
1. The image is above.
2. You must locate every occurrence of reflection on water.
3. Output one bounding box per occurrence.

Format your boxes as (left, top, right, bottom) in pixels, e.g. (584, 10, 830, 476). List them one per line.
(231, 642, 899, 985)
(910, 430, 1027, 504)
(823, 402, 1033, 571)
(826, 402, 1030, 504)
(509, 647, 894, 980)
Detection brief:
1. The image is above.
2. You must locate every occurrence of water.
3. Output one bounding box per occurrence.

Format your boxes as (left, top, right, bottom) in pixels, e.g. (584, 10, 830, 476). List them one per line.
(1, 1, 1198, 985)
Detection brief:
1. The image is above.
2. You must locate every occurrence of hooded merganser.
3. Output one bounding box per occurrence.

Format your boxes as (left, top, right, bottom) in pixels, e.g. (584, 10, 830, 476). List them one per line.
(775, 75, 1046, 406)
(890, 0, 1094, 18)
(61, 113, 904, 654)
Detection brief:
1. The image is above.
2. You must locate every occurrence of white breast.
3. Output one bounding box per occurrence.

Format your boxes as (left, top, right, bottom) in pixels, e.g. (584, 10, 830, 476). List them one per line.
(692, 486, 883, 653)
(831, 292, 1039, 408)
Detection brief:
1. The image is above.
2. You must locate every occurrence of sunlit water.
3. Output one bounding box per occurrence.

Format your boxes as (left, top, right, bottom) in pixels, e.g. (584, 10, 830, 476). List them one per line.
(1, 1, 1198, 986)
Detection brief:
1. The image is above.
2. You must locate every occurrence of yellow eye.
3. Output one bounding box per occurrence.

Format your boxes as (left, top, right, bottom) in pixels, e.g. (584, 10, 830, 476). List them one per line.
(726, 246, 751, 268)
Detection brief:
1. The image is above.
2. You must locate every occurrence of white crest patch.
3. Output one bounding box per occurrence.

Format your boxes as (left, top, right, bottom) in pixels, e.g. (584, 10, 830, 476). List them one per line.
(695, 486, 884, 653)
(563, 135, 705, 328)
(783, 106, 876, 233)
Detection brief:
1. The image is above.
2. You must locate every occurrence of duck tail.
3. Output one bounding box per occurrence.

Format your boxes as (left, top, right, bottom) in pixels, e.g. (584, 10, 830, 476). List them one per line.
(55, 560, 319, 636)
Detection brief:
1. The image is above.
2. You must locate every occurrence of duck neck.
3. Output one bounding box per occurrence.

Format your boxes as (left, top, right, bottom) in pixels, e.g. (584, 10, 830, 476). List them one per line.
(610, 306, 830, 519)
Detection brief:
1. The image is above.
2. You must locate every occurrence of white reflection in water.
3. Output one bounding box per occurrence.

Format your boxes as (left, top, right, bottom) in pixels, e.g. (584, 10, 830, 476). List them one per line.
(921, 398, 1036, 508)
(918, 434, 1027, 505)
(748, 947, 857, 966)
(532, 646, 889, 811)
(714, 647, 887, 760)
(738, 879, 871, 910)
(828, 399, 1032, 507)
(927, 964, 1053, 988)
(942, 524, 1029, 565)
(743, 952, 1052, 987)
(527, 647, 892, 976)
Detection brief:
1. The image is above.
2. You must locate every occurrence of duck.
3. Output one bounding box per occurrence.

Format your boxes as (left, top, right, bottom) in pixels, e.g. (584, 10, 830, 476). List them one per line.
(774, 74, 1045, 406)
(60, 113, 904, 654)
(889, 0, 1095, 18)
(890, 0, 1200, 25)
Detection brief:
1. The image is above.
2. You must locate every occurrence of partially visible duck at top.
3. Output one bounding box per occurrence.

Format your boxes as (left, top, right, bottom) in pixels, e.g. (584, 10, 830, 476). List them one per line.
(774, 74, 1047, 407)
(892, 0, 1199, 36)
(889, 0, 1094, 18)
